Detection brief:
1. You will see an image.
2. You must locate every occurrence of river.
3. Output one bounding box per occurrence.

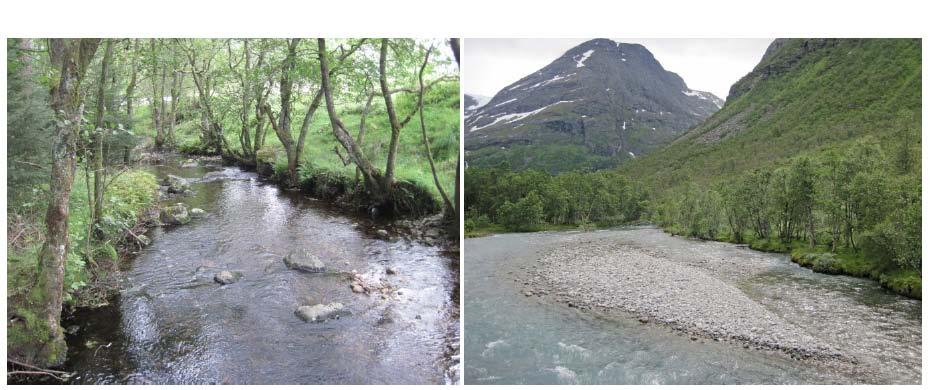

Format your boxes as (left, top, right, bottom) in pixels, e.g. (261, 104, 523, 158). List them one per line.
(58, 160, 459, 384)
(463, 227, 920, 384)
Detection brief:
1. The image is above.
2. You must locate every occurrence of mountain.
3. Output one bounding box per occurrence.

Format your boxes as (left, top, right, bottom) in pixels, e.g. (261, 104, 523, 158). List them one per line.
(464, 93, 491, 117)
(620, 38, 922, 193)
(464, 38, 723, 172)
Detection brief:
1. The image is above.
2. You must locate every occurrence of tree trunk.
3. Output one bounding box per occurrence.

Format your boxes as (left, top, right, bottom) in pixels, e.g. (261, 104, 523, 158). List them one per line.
(450, 38, 461, 234)
(250, 41, 270, 160)
(92, 39, 114, 239)
(125, 39, 138, 130)
(150, 39, 164, 150)
(415, 46, 454, 213)
(379, 39, 401, 187)
(35, 38, 100, 367)
(318, 38, 384, 198)
(239, 39, 253, 160)
(159, 67, 168, 146)
(273, 38, 300, 185)
(168, 70, 182, 147)
(294, 40, 367, 171)
(355, 93, 375, 184)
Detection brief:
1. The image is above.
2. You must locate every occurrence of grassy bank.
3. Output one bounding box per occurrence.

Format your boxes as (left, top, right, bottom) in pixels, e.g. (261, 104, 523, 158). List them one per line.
(7, 168, 159, 366)
(662, 225, 921, 300)
(252, 153, 443, 219)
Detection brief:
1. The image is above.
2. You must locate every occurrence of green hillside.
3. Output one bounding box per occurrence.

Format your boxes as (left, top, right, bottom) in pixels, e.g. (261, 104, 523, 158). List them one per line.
(620, 38, 921, 192)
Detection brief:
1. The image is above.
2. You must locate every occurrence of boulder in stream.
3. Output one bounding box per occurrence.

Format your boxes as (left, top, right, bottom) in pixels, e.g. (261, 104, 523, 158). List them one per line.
(159, 203, 191, 225)
(190, 208, 206, 218)
(283, 249, 326, 273)
(162, 174, 190, 194)
(214, 270, 243, 285)
(295, 302, 346, 322)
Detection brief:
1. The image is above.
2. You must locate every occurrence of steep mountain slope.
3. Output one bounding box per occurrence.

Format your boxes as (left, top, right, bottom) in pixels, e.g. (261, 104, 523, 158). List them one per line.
(465, 38, 722, 172)
(620, 38, 922, 193)
(464, 93, 491, 117)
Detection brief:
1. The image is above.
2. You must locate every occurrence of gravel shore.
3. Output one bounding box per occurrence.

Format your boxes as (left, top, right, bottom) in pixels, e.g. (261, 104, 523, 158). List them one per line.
(526, 238, 844, 360)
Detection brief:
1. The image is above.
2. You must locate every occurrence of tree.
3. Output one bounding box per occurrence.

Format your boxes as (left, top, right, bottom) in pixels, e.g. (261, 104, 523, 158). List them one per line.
(7, 38, 54, 205)
(378, 39, 428, 189)
(124, 39, 139, 131)
(35, 38, 100, 366)
(498, 191, 544, 231)
(91, 39, 114, 239)
(416, 45, 454, 214)
(177, 39, 224, 155)
(790, 157, 817, 246)
(317, 38, 386, 199)
(450, 38, 461, 235)
(268, 38, 300, 185)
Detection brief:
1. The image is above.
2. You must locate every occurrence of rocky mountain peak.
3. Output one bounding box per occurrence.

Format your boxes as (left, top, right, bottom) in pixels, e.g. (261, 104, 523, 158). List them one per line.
(464, 39, 722, 172)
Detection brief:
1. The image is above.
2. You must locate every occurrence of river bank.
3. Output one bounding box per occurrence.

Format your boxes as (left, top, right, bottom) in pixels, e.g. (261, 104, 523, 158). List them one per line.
(660, 225, 921, 300)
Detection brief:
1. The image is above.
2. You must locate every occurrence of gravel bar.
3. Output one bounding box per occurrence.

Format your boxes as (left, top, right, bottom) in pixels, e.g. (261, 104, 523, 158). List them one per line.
(527, 238, 845, 361)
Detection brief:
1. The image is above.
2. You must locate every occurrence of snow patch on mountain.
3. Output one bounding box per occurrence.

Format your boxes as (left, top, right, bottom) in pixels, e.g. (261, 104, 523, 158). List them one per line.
(469, 100, 575, 132)
(527, 73, 572, 90)
(682, 89, 724, 109)
(494, 98, 518, 107)
(574, 50, 594, 68)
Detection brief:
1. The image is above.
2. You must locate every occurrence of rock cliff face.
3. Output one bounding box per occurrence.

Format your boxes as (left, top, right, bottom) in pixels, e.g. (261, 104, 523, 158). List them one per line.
(464, 38, 722, 172)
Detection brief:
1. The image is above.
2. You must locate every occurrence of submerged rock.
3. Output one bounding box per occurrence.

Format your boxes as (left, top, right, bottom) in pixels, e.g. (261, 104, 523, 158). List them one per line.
(386, 266, 398, 275)
(283, 249, 326, 273)
(162, 174, 190, 194)
(295, 302, 346, 322)
(180, 159, 198, 168)
(375, 229, 390, 239)
(159, 203, 191, 225)
(214, 270, 243, 285)
(190, 208, 206, 218)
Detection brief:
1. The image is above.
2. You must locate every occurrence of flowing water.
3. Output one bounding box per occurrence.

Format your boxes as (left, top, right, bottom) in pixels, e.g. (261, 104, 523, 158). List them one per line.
(464, 227, 921, 385)
(58, 161, 459, 384)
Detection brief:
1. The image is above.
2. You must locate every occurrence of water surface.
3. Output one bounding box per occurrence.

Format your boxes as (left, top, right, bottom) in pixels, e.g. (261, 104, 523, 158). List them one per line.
(61, 162, 458, 384)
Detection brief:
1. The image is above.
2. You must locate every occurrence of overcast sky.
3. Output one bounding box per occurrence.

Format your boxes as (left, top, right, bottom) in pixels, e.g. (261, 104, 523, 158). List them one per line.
(463, 38, 774, 100)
